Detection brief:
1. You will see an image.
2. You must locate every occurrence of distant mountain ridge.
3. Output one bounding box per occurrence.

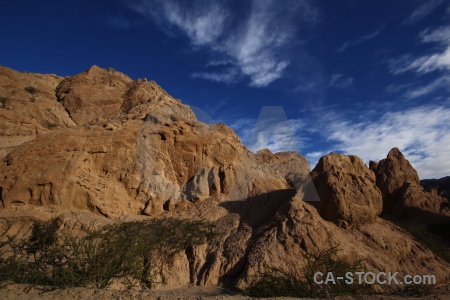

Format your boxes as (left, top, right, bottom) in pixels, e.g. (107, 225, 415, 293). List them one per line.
(421, 176, 450, 201)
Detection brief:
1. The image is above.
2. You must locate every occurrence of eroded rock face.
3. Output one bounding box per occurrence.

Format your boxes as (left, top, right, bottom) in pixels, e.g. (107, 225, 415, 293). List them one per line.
(0, 66, 76, 159)
(0, 66, 309, 219)
(370, 148, 449, 218)
(310, 153, 383, 227)
(1, 124, 142, 217)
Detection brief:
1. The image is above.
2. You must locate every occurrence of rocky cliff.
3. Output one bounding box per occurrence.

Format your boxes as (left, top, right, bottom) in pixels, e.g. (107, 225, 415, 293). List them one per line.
(0, 66, 449, 291)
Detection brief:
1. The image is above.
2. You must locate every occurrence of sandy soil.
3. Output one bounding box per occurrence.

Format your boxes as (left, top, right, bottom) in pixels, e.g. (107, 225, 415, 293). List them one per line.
(0, 283, 448, 300)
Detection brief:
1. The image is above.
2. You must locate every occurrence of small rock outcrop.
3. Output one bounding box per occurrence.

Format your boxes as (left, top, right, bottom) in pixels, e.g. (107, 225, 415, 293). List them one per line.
(0, 66, 76, 160)
(56, 66, 131, 125)
(370, 148, 449, 218)
(310, 153, 383, 227)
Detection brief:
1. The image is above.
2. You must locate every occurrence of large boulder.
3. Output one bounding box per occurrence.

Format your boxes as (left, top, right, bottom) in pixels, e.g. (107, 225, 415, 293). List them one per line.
(370, 148, 449, 218)
(310, 153, 382, 227)
(370, 147, 419, 197)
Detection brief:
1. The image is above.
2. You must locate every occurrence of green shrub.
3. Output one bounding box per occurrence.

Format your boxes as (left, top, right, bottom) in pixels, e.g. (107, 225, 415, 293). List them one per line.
(0, 218, 216, 289)
(246, 247, 369, 298)
(24, 86, 39, 94)
(245, 267, 305, 298)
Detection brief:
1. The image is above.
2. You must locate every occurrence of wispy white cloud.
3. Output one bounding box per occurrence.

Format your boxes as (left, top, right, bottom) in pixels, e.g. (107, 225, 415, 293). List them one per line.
(405, 76, 450, 98)
(402, 0, 444, 25)
(314, 105, 450, 179)
(222, 0, 292, 87)
(386, 82, 419, 93)
(336, 30, 380, 53)
(129, 0, 227, 45)
(295, 82, 318, 92)
(206, 59, 234, 67)
(387, 77, 450, 100)
(391, 49, 450, 75)
(191, 68, 240, 84)
(420, 26, 450, 44)
(128, 0, 317, 87)
(165, 2, 227, 46)
(329, 73, 354, 89)
(389, 26, 450, 98)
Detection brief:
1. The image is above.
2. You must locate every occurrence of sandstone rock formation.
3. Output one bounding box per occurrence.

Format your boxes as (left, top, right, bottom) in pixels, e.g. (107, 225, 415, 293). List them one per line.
(0, 66, 449, 292)
(370, 148, 449, 218)
(310, 153, 382, 227)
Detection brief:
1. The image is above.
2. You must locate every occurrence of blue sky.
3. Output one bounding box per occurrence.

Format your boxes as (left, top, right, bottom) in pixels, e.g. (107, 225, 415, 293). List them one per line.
(1, 0, 450, 179)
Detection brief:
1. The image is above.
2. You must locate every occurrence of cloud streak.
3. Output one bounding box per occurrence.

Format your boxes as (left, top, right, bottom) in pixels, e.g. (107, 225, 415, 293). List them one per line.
(403, 0, 444, 25)
(329, 73, 354, 89)
(191, 68, 240, 85)
(336, 30, 380, 53)
(405, 76, 450, 99)
(128, 0, 317, 87)
(389, 26, 450, 98)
